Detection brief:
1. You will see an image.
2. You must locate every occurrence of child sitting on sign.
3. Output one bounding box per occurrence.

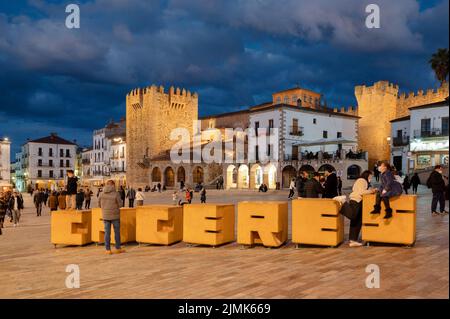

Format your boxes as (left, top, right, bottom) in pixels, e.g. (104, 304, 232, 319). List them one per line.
(370, 161, 403, 219)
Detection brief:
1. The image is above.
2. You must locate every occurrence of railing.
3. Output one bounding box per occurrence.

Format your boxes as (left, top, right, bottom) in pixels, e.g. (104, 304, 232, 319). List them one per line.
(393, 136, 410, 146)
(413, 128, 448, 138)
(283, 154, 299, 161)
(289, 126, 304, 137)
(110, 168, 126, 173)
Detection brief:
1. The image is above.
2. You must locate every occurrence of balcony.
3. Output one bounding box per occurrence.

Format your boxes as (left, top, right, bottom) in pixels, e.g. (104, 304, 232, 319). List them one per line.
(413, 128, 448, 138)
(393, 136, 410, 147)
(110, 168, 126, 173)
(289, 126, 304, 137)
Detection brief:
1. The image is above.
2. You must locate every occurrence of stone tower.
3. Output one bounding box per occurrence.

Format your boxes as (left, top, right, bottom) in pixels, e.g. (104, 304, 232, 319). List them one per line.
(355, 81, 399, 168)
(126, 85, 198, 186)
(355, 80, 449, 168)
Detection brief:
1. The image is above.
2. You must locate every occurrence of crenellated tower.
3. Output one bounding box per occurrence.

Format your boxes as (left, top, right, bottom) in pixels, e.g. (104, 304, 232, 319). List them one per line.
(355, 80, 449, 167)
(126, 84, 198, 186)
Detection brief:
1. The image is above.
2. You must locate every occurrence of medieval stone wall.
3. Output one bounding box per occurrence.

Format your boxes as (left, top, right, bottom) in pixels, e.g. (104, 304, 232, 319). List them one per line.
(126, 85, 198, 187)
(355, 80, 448, 168)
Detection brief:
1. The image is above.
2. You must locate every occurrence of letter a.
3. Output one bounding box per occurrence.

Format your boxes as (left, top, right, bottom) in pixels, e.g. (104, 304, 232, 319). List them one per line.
(65, 4, 80, 29)
(365, 4, 380, 29)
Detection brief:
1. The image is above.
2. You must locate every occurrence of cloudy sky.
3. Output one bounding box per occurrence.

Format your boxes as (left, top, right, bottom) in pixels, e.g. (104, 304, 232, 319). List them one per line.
(0, 0, 448, 157)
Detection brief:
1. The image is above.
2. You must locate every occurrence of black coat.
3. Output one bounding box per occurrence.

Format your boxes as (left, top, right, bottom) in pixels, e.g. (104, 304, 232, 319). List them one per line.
(67, 177, 78, 195)
(295, 177, 307, 197)
(410, 175, 421, 186)
(427, 171, 446, 193)
(304, 179, 324, 198)
(323, 173, 338, 198)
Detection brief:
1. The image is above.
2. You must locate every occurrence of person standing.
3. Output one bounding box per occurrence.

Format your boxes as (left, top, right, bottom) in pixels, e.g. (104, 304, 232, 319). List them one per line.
(75, 189, 85, 210)
(34, 189, 44, 216)
(119, 186, 126, 208)
(84, 188, 93, 209)
(43, 189, 49, 207)
(337, 177, 343, 196)
(296, 171, 308, 198)
(427, 165, 448, 216)
(65, 170, 78, 210)
(345, 171, 377, 247)
(410, 173, 421, 195)
(0, 192, 7, 233)
(48, 191, 58, 212)
(157, 183, 162, 193)
(126, 187, 136, 208)
(288, 178, 296, 199)
(200, 185, 206, 203)
(323, 168, 338, 198)
(58, 190, 67, 210)
(374, 162, 380, 182)
(136, 188, 145, 206)
(99, 180, 124, 255)
(403, 175, 411, 194)
(304, 172, 325, 198)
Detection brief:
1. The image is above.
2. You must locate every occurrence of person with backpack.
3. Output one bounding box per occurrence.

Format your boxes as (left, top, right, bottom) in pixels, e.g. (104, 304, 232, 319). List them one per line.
(369, 161, 403, 219)
(410, 173, 421, 194)
(427, 165, 448, 216)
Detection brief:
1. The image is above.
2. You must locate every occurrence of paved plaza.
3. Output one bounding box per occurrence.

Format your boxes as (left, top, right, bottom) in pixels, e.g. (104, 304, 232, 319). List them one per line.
(0, 186, 448, 299)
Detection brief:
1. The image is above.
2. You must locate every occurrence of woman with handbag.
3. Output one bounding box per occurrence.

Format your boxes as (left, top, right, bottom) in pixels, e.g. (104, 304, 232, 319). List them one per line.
(341, 170, 376, 247)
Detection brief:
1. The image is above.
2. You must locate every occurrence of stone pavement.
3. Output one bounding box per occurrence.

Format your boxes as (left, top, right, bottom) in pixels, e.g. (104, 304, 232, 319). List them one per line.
(0, 186, 448, 299)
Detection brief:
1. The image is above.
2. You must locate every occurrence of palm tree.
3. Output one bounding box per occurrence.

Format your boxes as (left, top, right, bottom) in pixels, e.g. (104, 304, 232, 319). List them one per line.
(429, 48, 449, 84)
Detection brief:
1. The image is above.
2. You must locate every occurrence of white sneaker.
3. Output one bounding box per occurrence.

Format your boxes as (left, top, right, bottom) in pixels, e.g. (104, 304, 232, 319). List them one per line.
(333, 195, 347, 205)
(349, 240, 363, 247)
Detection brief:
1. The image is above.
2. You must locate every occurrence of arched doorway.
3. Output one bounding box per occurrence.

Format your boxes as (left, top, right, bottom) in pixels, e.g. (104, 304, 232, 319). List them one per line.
(193, 166, 204, 184)
(238, 165, 249, 189)
(266, 164, 277, 190)
(164, 167, 175, 187)
(151, 167, 161, 183)
(226, 165, 237, 189)
(347, 165, 361, 180)
(177, 167, 185, 183)
(282, 165, 297, 188)
(250, 164, 263, 189)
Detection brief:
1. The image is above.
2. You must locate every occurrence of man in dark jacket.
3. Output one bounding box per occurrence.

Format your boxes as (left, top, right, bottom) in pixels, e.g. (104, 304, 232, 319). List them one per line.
(323, 168, 338, 198)
(99, 180, 124, 254)
(427, 165, 448, 216)
(33, 190, 44, 216)
(65, 170, 78, 210)
(75, 189, 85, 210)
(126, 187, 136, 208)
(304, 172, 325, 198)
(296, 171, 309, 198)
(410, 173, 421, 194)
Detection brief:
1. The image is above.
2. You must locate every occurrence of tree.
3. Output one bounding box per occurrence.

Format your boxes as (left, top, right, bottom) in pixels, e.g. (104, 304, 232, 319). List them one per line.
(429, 48, 449, 84)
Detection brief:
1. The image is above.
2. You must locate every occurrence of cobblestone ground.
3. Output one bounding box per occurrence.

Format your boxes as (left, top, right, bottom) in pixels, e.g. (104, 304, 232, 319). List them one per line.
(0, 186, 448, 299)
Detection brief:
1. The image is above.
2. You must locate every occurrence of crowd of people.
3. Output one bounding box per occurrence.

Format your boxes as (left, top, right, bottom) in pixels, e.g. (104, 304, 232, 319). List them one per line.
(283, 162, 449, 247)
(1, 163, 448, 254)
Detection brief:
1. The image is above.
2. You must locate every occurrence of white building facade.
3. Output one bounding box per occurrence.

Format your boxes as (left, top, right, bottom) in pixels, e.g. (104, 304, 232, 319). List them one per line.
(390, 99, 449, 173)
(15, 133, 78, 191)
(0, 138, 11, 190)
(224, 104, 367, 190)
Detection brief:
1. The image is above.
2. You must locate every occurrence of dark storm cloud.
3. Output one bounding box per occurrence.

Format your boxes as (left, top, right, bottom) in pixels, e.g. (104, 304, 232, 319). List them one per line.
(0, 0, 448, 156)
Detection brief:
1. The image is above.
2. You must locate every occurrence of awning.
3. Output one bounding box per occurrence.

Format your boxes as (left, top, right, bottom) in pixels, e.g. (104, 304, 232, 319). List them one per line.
(292, 138, 357, 147)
